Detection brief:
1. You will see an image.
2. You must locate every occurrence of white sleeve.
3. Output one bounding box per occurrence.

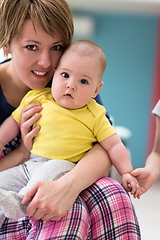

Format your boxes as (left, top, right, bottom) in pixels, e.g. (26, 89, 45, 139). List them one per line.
(152, 100, 160, 117)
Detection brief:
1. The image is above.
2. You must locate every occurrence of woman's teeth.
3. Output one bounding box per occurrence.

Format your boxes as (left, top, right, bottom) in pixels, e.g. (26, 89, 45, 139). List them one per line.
(34, 71, 47, 76)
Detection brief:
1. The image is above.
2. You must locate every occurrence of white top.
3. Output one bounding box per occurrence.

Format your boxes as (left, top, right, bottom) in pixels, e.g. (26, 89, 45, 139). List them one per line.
(152, 100, 160, 117)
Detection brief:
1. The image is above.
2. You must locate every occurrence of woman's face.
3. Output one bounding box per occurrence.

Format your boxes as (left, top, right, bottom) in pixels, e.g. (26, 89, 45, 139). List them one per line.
(8, 18, 64, 90)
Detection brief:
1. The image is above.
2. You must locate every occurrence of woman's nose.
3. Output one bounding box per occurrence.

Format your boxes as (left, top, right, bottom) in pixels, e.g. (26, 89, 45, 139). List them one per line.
(37, 51, 51, 68)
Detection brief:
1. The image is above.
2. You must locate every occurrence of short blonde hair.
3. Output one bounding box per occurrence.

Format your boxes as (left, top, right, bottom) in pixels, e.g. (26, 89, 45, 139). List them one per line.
(0, 0, 74, 49)
(67, 39, 107, 78)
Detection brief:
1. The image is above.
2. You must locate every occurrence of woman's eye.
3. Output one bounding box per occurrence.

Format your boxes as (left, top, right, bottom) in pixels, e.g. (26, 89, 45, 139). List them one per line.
(62, 72, 69, 78)
(80, 79, 88, 84)
(52, 45, 63, 51)
(26, 45, 37, 51)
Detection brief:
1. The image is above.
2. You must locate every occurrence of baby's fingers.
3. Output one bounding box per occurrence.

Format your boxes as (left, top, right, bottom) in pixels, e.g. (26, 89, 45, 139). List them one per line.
(122, 182, 132, 192)
(133, 189, 141, 199)
(131, 184, 141, 199)
(130, 185, 136, 195)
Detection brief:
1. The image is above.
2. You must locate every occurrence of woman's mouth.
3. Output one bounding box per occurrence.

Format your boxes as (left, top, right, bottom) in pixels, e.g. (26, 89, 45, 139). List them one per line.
(32, 70, 48, 77)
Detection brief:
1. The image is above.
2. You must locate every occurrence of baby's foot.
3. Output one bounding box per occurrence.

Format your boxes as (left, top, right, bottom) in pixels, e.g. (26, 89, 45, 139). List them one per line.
(0, 189, 27, 219)
(0, 209, 6, 228)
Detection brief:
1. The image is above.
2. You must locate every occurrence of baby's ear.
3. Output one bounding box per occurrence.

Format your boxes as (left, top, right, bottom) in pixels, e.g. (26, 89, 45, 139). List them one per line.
(92, 82, 104, 98)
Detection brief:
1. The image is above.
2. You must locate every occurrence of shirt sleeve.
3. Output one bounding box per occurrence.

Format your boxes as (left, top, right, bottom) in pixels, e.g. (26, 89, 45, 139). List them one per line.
(94, 111, 116, 142)
(94, 94, 113, 125)
(89, 100, 116, 142)
(12, 95, 29, 123)
(12, 88, 51, 123)
(152, 100, 160, 117)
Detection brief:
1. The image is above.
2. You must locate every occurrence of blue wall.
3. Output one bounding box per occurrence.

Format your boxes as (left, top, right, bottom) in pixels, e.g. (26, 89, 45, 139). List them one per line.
(73, 10, 157, 168)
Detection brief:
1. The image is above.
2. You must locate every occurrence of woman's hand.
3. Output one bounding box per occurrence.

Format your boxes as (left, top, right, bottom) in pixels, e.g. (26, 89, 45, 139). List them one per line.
(21, 175, 79, 221)
(131, 167, 156, 195)
(21, 103, 42, 152)
(21, 143, 111, 221)
(0, 104, 42, 171)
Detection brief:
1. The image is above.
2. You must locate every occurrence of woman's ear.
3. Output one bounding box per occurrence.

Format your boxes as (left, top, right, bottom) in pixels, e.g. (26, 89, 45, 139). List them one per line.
(92, 82, 104, 98)
(3, 44, 10, 55)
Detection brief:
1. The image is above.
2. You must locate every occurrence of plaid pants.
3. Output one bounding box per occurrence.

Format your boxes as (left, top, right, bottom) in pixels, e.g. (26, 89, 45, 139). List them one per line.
(0, 178, 141, 240)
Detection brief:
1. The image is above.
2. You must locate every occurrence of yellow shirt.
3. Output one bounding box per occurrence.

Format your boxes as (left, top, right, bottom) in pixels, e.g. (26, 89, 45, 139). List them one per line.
(12, 88, 116, 162)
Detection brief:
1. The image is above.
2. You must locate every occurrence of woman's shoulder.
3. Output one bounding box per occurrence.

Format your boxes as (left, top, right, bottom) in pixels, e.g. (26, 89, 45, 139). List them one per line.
(0, 83, 15, 124)
(0, 59, 10, 85)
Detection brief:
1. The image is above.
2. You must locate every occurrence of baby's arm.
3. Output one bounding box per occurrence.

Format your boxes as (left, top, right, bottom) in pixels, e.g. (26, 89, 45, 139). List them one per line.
(100, 134, 141, 198)
(0, 115, 20, 153)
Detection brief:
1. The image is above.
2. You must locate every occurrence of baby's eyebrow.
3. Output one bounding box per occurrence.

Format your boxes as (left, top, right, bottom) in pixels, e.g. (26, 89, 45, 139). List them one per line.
(59, 68, 69, 71)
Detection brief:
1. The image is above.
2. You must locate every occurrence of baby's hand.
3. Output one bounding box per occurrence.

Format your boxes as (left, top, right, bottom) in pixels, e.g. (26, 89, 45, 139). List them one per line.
(122, 173, 141, 199)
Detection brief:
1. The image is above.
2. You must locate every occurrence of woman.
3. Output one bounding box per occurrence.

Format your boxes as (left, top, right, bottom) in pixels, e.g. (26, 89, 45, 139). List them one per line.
(0, 0, 141, 239)
(132, 100, 160, 194)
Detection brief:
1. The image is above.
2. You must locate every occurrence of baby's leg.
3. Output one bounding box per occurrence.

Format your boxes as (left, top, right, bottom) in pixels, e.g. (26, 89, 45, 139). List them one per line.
(20, 159, 76, 196)
(0, 189, 28, 220)
(0, 209, 6, 227)
(0, 159, 75, 221)
(0, 164, 29, 225)
(0, 164, 29, 191)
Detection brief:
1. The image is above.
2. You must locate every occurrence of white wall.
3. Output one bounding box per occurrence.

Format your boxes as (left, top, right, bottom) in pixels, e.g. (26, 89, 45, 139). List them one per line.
(68, 0, 160, 15)
(0, 49, 5, 62)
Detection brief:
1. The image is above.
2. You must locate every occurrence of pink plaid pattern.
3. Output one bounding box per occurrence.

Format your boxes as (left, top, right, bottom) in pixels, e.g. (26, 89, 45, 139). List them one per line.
(80, 177, 141, 239)
(0, 178, 141, 239)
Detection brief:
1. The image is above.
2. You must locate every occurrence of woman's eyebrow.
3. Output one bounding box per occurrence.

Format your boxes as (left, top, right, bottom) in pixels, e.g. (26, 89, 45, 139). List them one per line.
(24, 40, 64, 45)
(24, 40, 40, 44)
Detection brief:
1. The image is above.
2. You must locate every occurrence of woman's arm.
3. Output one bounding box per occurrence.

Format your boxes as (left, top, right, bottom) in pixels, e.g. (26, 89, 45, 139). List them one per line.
(0, 143, 30, 171)
(0, 103, 42, 172)
(132, 115, 160, 193)
(145, 115, 160, 180)
(21, 143, 112, 221)
(0, 115, 19, 150)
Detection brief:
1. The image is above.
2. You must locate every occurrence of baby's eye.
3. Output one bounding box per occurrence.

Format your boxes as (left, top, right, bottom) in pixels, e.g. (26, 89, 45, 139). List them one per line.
(26, 45, 37, 51)
(62, 72, 69, 78)
(80, 79, 88, 84)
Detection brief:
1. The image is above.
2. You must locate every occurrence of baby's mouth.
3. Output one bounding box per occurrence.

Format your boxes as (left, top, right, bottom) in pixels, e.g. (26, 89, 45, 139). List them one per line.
(64, 93, 74, 99)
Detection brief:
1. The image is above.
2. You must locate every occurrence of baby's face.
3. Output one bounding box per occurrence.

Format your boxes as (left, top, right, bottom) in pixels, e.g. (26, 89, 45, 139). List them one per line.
(51, 49, 103, 109)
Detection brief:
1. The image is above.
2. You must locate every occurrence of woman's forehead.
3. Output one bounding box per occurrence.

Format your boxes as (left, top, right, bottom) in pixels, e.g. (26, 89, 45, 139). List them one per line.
(16, 18, 62, 44)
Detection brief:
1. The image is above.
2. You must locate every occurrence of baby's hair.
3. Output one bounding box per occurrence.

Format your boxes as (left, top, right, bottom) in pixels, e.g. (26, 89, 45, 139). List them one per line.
(68, 39, 107, 76)
(0, 0, 74, 50)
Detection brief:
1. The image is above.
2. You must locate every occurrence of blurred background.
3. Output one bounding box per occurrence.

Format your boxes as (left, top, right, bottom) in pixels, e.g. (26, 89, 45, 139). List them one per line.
(67, 0, 160, 169)
(0, 0, 160, 168)
(65, 2, 160, 239)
